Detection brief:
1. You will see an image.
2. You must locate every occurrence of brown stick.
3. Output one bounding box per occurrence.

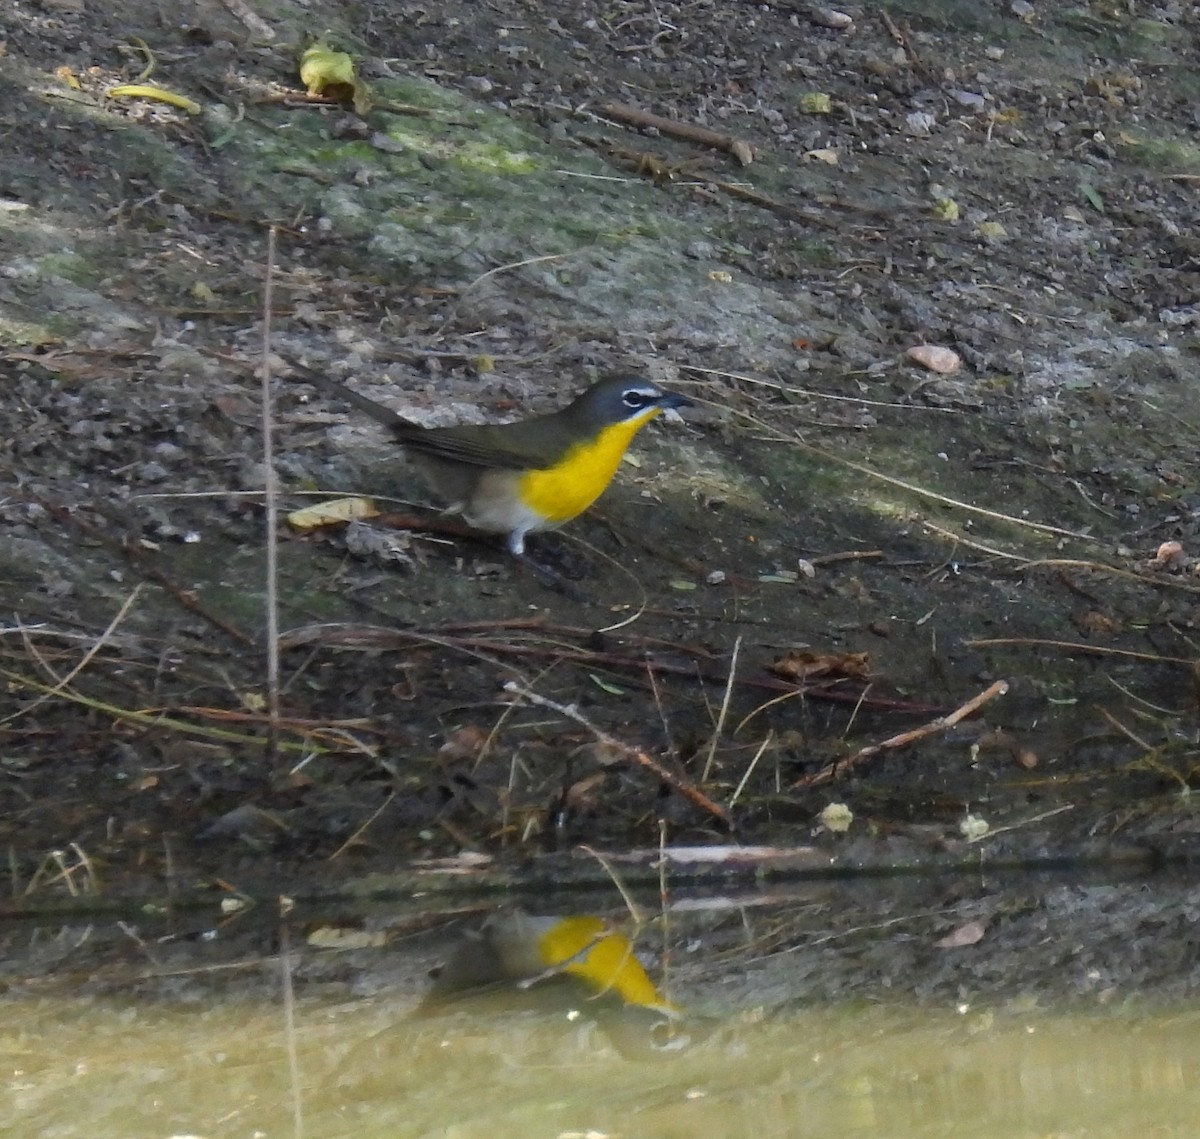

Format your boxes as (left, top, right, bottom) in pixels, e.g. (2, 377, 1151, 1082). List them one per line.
(878, 10, 940, 87)
(277, 622, 944, 714)
(502, 680, 730, 824)
(964, 638, 1193, 665)
(596, 102, 755, 166)
(793, 680, 1009, 788)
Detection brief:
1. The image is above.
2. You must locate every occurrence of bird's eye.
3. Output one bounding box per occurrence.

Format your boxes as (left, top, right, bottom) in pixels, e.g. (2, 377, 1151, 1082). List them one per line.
(622, 388, 654, 409)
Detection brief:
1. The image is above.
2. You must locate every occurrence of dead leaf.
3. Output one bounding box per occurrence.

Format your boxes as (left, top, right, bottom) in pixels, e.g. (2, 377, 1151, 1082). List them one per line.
(306, 922, 389, 950)
(1074, 610, 1119, 637)
(439, 725, 489, 763)
(767, 650, 871, 682)
(936, 919, 986, 948)
(564, 771, 609, 811)
(287, 496, 380, 531)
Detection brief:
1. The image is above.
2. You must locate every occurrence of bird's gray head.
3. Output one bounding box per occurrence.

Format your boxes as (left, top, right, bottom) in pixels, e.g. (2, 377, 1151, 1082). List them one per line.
(566, 375, 692, 429)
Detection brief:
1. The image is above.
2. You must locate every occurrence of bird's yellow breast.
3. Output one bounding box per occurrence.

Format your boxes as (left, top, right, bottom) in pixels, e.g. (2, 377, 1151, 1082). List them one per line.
(517, 408, 662, 525)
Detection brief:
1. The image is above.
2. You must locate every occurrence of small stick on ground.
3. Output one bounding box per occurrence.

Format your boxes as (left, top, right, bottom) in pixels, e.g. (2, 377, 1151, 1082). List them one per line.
(259, 225, 282, 763)
(879, 9, 940, 87)
(2, 584, 143, 726)
(278, 901, 305, 1139)
(808, 549, 885, 566)
(965, 637, 1194, 666)
(794, 679, 1009, 788)
(578, 843, 647, 925)
(702, 635, 740, 783)
(596, 102, 755, 165)
(503, 680, 730, 824)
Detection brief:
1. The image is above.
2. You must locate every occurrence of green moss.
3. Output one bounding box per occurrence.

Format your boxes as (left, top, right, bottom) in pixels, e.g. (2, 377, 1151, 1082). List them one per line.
(1121, 133, 1200, 172)
(0, 317, 58, 347)
(34, 252, 96, 285)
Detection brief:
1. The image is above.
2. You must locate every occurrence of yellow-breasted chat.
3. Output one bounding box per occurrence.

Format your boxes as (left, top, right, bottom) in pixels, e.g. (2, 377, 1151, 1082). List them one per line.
(289, 363, 692, 559)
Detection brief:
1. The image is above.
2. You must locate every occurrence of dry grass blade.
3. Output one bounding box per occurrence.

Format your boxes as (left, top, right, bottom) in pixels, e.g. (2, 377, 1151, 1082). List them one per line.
(578, 843, 647, 925)
(702, 634, 740, 782)
(1, 585, 144, 727)
(965, 638, 1194, 666)
(679, 363, 961, 414)
(721, 397, 1101, 544)
(259, 225, 281, 761)
(0, 669, 314, 751)
(278, 905, 305, 1139)
(503, 680, 729, 823)
(795, 679, 1009, 788)
(730, 731, 774, 808)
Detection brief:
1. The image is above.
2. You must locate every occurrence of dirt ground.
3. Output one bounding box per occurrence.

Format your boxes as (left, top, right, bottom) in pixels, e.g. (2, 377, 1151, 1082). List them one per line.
(2, 0, 1200, 1002)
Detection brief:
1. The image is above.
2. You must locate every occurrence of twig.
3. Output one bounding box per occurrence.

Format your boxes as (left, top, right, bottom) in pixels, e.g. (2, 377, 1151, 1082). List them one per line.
(808, 448, 1099, 541)
(281, 623, 941, 713)
(1022, 558, 1200, 595)
(260, 225, 281, 761)
(730, 731, 773, 808)
(879, 9, 940, 87)
(808, 549, 885, 566)
(967, 804, 1075, 843)
(0, 669, 314, 751)
(1096, 707, 1154, 752)
(702, 635, 740, 783)
(657, 818, 672, 1006)
(708, 179, 837, 226)
(327, 790, 397, 860)
(278, 902, 304, 1139)
(794, 680, 1009, 787)
(503, 680, 730, 823)
(578, 844, 647, 924)
(678, 362, 961, 414)
(964, 637, 1194, 666)
(457, 251, 574, 298)
(709, 408, 1103, 544)
(922, 521, 1031, 562)
(645, 656, 675, 764)
(0, 585, 143, 726)
(596, 102, 755, 165)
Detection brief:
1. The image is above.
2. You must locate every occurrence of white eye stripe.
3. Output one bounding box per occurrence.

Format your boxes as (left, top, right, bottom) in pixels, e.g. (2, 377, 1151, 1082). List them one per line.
(622, 387, 658, 408)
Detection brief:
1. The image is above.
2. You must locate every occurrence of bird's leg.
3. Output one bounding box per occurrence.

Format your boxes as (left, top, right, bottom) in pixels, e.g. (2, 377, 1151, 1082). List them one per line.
(513, 551, 587, 600)
(508, 531, 587, 600)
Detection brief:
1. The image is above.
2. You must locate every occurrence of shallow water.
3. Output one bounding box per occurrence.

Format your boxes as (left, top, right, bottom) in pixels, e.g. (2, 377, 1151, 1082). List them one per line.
(6, 984, 1200, 1138)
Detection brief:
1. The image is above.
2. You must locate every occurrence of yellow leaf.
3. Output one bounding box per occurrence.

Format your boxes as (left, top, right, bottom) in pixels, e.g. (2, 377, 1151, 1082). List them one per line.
(106, 84, 201, 115)
(287, 496, 379, 530)
(931, 197, 959, 221)
(300, 44, 357, 96)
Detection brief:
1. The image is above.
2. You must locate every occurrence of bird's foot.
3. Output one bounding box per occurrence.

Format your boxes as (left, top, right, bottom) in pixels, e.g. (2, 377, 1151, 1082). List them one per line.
(515, 552, 588, 601)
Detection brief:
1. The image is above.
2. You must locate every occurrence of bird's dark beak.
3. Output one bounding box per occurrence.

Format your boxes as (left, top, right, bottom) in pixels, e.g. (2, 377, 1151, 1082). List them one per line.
(657, 391, 692, 410)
